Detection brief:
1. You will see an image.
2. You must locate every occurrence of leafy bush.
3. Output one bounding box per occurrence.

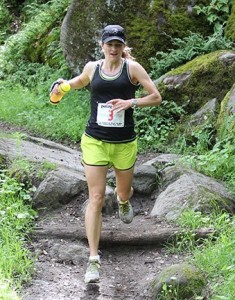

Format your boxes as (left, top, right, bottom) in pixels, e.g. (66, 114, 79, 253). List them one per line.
(194, 0, 233, 33)
(134, 99, 185, 152)
(0, 0, 13, 43)
(150, 31, 235, 79)
(183, 132, 235, 192)
(0, 0, 70, 78)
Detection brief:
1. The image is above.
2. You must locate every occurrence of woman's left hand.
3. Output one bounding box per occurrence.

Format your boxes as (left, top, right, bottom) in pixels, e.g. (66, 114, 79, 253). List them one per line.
(107, 99, 132, 112)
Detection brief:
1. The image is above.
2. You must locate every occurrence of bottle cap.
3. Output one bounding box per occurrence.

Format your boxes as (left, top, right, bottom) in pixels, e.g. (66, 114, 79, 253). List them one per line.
(60, 82, 71, 92)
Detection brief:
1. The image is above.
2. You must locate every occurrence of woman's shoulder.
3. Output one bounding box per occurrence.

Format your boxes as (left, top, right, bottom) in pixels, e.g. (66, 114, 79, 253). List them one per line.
(126, 59, 143, 71)
(83, 60, 102, 76)
(85, 60, 100, 69)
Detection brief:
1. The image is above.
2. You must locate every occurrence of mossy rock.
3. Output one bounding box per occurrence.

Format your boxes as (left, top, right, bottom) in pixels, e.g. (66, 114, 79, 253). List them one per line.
(158, 50, 235, 115)
(225, 2, 235, 41)
(61, 0, 211, 73)
(151, 263, 207, 299)
(216, 83, 235, 139)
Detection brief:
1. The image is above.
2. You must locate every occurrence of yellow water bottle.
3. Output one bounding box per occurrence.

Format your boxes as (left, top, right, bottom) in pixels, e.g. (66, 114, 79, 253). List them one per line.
(50, 81, 71, 105)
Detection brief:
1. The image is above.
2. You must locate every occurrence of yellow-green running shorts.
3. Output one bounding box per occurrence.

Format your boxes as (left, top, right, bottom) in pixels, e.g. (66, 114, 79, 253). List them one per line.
(81, 134, 137, 170)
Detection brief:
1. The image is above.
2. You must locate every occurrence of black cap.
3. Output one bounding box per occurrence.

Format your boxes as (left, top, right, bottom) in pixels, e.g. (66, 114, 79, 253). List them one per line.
(101, 25, 126, 44)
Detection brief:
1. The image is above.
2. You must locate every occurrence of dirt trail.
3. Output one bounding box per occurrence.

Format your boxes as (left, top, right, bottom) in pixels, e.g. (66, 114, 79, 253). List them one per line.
(0, 123, 187, 299)
(22, 195, 187, 300)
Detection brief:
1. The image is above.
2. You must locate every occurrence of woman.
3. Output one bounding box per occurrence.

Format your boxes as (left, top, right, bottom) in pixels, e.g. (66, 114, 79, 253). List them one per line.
(51, 24, 162, 284)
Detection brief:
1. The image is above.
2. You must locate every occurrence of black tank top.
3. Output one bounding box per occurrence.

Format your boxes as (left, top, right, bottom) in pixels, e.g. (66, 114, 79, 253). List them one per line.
(85, 59, 139, 143)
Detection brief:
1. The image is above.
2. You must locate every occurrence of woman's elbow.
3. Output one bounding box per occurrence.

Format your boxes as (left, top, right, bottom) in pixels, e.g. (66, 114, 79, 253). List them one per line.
(153, 92, 162, 106)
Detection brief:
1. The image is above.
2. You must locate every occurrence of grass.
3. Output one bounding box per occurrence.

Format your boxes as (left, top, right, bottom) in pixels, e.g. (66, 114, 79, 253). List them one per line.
(0, 82, 90, 142)
(0, 276, 20, 300)
(166, 209, 235, 300)
(0, 170, 37, 297)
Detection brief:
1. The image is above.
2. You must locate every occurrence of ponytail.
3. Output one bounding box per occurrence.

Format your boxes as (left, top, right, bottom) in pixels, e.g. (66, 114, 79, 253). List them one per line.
(122, 45, 135, 60)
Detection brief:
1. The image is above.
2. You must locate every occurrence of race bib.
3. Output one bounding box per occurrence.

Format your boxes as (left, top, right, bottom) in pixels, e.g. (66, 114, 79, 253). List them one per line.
(97, 103, 125, 127)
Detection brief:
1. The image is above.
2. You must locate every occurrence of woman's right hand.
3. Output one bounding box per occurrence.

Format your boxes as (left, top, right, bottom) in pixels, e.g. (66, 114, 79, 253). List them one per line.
(50, 78, 64, 94)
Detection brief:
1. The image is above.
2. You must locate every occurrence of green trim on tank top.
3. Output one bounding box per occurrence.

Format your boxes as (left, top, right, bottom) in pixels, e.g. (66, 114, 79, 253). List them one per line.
(99, 59, 125, 81)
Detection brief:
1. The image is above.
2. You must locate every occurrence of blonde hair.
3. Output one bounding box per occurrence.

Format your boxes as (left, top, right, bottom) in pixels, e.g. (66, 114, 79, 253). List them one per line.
(100, 41, 135, 60)
(122, 45, 135, 60)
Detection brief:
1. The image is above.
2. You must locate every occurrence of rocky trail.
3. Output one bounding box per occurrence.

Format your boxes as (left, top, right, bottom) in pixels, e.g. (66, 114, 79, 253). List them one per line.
(2, 123, 229, 299)
(0, 124, 186, 300)
(22, 196, 186, 300)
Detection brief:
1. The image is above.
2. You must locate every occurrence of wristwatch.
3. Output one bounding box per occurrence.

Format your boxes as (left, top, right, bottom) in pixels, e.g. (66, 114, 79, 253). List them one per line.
(131, 98, 138, 108)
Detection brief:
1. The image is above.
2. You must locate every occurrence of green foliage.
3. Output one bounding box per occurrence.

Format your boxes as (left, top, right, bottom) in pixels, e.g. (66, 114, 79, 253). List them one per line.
(150, 31, 235, 78)
(0, 0, 71, 77)
(169, 119, 216, 156)
(0, 275, 20, 300)
(157, 282, 180, 300)
(0, 82, 90, 142)
(8, 61, 71, 93)
(0, 0, 12, 43)
(194, 0, 233, 33)
(193, 215, 235, 299)
(169, 209, 232, 253)
(0, 171, 36, 288)
(166, 209, 235, 298)
(135, 99, 185, 152)
(184, 135, 235, 191)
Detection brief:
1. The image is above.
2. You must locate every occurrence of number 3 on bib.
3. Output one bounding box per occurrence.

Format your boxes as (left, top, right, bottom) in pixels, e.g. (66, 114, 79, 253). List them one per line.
(97, 103, 124, 127)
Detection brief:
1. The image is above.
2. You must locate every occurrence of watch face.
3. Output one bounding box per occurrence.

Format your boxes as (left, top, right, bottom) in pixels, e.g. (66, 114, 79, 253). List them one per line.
(132, 99, 138, 108)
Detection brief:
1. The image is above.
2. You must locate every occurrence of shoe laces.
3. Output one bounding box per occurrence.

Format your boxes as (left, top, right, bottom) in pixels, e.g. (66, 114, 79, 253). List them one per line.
(119, 201, 130, 214)
(87, 260, 100, 272)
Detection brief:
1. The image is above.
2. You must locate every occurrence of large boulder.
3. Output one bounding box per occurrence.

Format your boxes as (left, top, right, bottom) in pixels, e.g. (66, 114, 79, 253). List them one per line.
(60, 0, 211, 73)
(150, 166, 235, 221)
(158, 50, 235, 115)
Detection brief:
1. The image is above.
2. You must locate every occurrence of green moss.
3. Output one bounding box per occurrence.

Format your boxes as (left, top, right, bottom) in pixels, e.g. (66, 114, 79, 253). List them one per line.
(225, 2, 235, 41)
(127, 0, 212, 71)
(152, 263, 206, 299)
(159, 50, 235, 114)
(216, 84, 235, 139)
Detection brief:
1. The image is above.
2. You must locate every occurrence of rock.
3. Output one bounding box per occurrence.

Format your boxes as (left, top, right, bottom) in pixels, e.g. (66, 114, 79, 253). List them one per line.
(224, 2, 235, 42)
(189, 98, 217, 126)
(133, 165, 157, 194)
(219, 52, 235, 66)
(60, 0, 210, 72)
(162, 72, 191, 89)
(33, 166, 87, 210)
(159, 50, 235, 114)
(107, 164, 158, 195)
(150, 263, 207, 299)
(143, 153, 181, 168)
(217, 83, 235, 137)
(0, 135, 83, 172)
(49, 241, 89, 265)
(151, 167, 235, 221)
(0, 134, 234, 223)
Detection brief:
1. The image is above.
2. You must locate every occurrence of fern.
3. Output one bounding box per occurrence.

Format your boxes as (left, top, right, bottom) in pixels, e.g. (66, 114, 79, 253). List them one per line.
(150, 31, 235, 78)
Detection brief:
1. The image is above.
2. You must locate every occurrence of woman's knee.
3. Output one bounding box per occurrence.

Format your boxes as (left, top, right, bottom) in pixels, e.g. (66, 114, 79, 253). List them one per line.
(88, 191, 105, 210)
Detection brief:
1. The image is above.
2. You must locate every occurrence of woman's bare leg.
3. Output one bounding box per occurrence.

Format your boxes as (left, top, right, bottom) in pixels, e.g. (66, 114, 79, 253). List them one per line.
(114, 167, 135, 223)
(83, 164, 108, 256)
(114, 167, 134, 201)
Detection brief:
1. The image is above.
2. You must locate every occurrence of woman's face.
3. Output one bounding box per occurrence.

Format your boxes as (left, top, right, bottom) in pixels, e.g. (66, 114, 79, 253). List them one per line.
(102, 40, 125, 61)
